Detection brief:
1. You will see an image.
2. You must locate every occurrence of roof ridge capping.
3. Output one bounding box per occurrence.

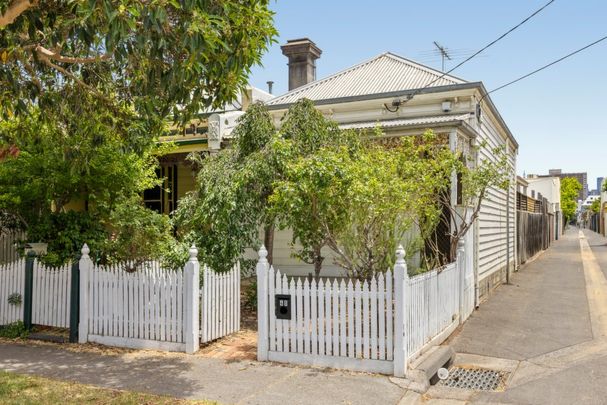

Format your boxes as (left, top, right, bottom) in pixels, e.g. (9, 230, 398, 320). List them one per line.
(268, 51, 467, 106)
(381, 52, 467, 84)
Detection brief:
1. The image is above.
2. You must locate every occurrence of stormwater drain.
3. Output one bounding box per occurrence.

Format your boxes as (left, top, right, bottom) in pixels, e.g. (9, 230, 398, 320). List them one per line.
(437, 367, 510, 391)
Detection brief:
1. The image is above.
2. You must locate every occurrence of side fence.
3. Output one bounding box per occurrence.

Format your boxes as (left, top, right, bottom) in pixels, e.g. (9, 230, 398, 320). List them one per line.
(1, 245, 241, 353)
(0, 230, 24, 264)
(517, 211, 550, 264)
(257, 241, 473, 377)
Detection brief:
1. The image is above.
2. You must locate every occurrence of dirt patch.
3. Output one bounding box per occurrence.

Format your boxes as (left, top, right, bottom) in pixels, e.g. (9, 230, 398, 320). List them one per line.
(198, 329, 257, 361)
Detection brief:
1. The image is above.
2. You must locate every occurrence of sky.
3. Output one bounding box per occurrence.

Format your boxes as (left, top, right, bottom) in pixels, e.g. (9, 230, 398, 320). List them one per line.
(249, 0, 607, 191)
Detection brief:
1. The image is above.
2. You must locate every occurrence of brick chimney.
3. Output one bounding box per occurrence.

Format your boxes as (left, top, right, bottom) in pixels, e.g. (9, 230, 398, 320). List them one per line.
(281, 38, 322, 91)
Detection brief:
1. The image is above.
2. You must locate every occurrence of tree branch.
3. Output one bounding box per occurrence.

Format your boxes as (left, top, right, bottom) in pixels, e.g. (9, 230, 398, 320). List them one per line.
(0, 0, 35, 27)
(39, 55, 109, 101)
(35, 45, 110, 64)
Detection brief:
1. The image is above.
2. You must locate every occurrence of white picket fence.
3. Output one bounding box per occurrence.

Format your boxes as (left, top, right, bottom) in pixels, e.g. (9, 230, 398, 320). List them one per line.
(0, 259, 25, 325)
(257, 242, 474, 376)
(80, 259, 186, 351)
(200, 263, 240, 343)
(0, 258, 72, 328)
(78, 245, 241, 352)
(407, 262, 458, 359)
(32, 260, 72, 328)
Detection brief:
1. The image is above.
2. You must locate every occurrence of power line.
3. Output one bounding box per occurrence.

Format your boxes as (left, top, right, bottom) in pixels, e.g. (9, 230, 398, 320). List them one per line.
(398, 0, 555, 105)
(481, 35, 607, 100)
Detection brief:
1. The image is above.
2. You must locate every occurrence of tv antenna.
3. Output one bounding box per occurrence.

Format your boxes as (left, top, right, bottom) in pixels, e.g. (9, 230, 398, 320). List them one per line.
(433, 41, 452, 72)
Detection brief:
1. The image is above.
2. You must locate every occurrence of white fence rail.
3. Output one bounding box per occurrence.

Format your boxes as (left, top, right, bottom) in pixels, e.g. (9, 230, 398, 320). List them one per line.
(200, 263, 240, 343)
(257, 241, 474, 376)
(32, 260, 71, 328)
(0, 259, 25, 325)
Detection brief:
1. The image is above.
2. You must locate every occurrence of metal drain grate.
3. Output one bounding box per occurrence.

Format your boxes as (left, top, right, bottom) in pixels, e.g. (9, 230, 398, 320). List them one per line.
(437, 367, 509, 391)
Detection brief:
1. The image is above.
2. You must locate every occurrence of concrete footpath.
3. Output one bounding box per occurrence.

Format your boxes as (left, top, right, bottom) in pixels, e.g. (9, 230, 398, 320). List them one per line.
(0, 341, 404, 405)
(415, 228, 607, 405)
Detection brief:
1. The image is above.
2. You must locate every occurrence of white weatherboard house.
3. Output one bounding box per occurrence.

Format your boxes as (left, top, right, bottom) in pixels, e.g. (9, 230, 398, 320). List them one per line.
(265, 39, 518, 303)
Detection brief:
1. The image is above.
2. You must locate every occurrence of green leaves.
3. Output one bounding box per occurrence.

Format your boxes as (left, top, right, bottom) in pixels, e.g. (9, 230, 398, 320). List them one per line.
(0, 96, 167, 264)
(0, 0, 277, 123)
(561, 177, 582, 223)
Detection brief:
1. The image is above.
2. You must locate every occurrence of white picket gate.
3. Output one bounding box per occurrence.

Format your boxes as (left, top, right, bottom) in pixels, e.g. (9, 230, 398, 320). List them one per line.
(80, 261, 186, 351)
(78, 245, 241, 352)
(257, 241, 474, 376)
(0, 259, 25, 325)
(32, 260, 72, 328)
(200, 263, 240, 343)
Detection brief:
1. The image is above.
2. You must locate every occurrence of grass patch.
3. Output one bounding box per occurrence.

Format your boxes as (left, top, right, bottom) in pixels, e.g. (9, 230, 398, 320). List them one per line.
(0, 371, 216, 404)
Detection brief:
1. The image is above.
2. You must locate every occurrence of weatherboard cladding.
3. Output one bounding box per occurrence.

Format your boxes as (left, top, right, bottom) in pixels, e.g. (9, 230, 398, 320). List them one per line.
(268, 52, 466, 105)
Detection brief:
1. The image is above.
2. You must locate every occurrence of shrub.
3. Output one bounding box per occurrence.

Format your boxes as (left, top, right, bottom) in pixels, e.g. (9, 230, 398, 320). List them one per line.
(0, 321, 28, 339)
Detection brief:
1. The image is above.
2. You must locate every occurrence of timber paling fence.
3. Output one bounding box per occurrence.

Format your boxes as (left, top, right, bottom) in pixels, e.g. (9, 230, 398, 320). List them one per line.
(0, 230, 24, 264)
(257, 241, 474, 377)
(0, 245, 240, 353)
(517, 211, 550, 264)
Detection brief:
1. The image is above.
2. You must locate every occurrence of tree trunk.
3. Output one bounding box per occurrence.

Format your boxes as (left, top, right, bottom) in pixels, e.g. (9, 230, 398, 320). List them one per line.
(263, 222, 275, 265)
(313, 245, 324, 280)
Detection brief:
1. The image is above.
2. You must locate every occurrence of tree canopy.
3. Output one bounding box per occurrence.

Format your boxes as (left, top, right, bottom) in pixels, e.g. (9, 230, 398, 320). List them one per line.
(178, 99, 512, 278)
(0, 0, 276, 122)
(0, 94, 172, 265)
(561, 177, 582, 223)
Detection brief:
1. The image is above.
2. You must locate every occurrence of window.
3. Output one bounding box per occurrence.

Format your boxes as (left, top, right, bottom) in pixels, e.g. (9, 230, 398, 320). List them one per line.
(143, 165, 179, 214)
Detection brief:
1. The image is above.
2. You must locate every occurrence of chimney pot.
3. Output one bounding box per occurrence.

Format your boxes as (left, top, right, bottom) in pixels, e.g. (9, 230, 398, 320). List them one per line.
(281, 38, 322, 91)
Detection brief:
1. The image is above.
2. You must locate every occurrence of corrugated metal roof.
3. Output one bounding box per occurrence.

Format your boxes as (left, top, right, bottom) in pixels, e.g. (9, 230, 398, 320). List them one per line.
(268, 52, 466, 105)
(339, 114, 472, 130)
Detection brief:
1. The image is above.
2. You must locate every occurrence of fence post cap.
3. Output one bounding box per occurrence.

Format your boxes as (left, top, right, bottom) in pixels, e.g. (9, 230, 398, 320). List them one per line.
(81, 243, 90, 258)
(395, 245, 406, 264)
(188, 244, 198, 261)
(457, 238, 465, 250)
(258, 245, 268, 262)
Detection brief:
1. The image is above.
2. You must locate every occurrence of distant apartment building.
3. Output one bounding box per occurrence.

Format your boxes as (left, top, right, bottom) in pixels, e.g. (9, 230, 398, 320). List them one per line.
(540, 169, 588, 200)
(598, 177, 605, 192)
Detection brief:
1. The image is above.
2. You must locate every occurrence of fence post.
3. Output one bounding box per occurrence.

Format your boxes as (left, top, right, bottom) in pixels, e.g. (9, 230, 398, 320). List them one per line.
(23, 251, 36, 331)
(184, 245, 200, 354)
(393, 245, 409, 377)
(78, 244, 92, 343)
(69, 253, 81, 343)
(457, 239, 466, 324)
(256, 245, 269, 361)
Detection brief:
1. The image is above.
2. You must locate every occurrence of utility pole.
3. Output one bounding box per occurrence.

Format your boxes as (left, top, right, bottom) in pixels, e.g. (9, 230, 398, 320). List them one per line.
(433, 41, 452, 72)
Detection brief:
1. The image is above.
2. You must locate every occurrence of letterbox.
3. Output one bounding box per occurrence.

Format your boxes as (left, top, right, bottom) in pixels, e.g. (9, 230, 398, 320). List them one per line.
(275, 294, 291, 320)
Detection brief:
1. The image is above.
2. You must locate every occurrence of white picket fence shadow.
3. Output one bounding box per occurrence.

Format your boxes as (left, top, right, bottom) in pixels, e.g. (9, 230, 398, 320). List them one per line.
(257, 242, 474, 376)
(32, 260, 72, 328)
(0, 259, 25, 325)
(200, 263, 240, 343)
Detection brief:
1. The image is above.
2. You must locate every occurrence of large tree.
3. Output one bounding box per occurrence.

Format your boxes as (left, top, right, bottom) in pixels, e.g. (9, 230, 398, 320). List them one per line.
(561, 177, 582, 224)
(0, 0, 276, 122)
(174, 102, 278, 272)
